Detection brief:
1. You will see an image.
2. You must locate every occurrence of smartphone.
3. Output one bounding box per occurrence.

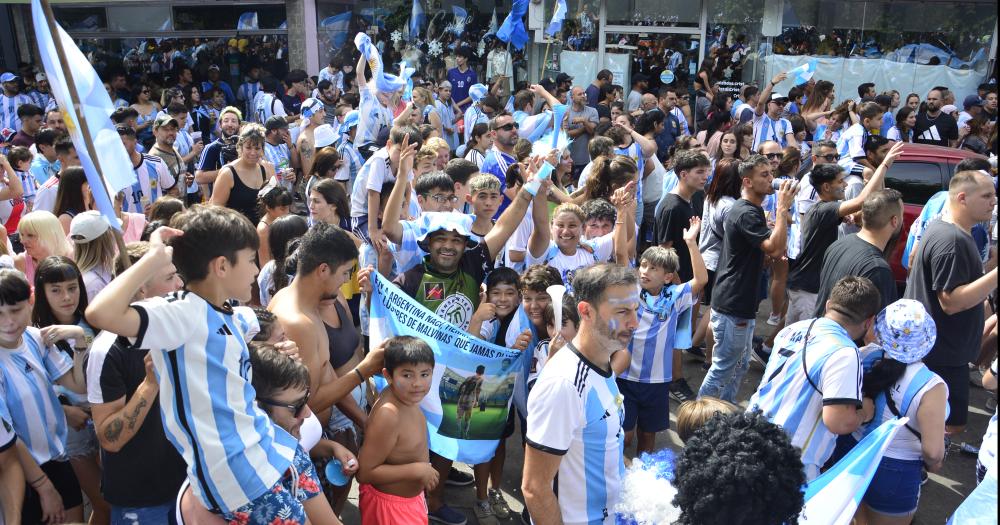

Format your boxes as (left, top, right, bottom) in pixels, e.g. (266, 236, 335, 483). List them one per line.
(191, 131, 203, 143)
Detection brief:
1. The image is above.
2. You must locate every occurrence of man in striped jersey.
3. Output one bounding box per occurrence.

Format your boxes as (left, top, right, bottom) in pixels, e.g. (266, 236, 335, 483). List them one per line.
(86, 206, 311, 523)
(0, 72, 33, 132)
(118, 124, 178, 214)
(237, 64, 262, 122)
(523, 264, 638, 525)
(748, 275, 879, 480)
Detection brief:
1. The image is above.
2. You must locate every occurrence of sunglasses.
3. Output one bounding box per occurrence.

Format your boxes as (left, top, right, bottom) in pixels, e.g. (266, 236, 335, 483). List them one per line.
(258, 388, 311, 418)
(425, 194, 460, 204)
(815, 153, 840, 162)
(764, 152, 783, 160)
(496, 122, 519, 131)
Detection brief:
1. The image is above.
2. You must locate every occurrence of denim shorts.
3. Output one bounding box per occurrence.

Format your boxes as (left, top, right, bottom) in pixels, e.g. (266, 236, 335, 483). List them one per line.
(65, 420, 99, 458)
(864, 456, 923, 516)
(111, 502, 177, 525)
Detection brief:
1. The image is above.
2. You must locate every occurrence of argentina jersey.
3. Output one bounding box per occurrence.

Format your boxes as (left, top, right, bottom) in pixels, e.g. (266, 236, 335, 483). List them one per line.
(0, 327, 72, 464)
(622, 282, 695, 383)
(748, 317, 862, 479)
(130, 291, 298, 513)
(525, 235, 615, 294)
(0, 93, 33, 130)
(526, 343, 625, 524)
(357, 88, 392, 147)
(124, 154, 176, 214)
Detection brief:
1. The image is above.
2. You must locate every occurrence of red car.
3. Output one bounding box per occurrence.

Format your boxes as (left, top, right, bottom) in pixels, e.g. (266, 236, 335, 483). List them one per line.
(882, 143, 986, 287)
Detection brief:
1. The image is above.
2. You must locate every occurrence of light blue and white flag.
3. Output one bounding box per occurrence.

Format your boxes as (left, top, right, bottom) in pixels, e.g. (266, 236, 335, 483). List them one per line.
(31, 0, 136, 230)
(398, 62, 415, 102)
(236, 12, 258, 31)
(369, 273, 529, 464)
(410, 0, 426, 42)
(788, 59, 818, 85)
(321, 12, 352, 51)
(452, 5, 468, 33)
(947, 456, 996, 525)
(484, 8, 499, 38)
(545, 0, 568, 37)
(355, 33, 408, 94)
(799, 418, 907, 525)
(497, 0, 530, 50)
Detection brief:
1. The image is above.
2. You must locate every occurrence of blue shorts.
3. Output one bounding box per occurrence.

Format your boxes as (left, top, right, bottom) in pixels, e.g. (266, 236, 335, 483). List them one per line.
(864, 456, 923, 516)
(111, 502, 177, 525)
(221, 446, 321, 524)
(617, 379, 670, 433)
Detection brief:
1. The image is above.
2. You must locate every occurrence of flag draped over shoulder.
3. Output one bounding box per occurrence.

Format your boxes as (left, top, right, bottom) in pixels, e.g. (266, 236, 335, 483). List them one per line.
(799, 418, 907, 525)
(368, 273, 529, 464)
(31, 0, 136, 230)
(497, 0, 530, 50)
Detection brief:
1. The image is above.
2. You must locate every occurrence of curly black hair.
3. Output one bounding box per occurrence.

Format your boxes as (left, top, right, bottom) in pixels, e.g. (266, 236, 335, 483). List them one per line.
(673, 410, 806, 525)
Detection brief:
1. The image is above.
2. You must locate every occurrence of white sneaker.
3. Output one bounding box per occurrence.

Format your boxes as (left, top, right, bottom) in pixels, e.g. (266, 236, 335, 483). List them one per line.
(766, 313, 783, 326)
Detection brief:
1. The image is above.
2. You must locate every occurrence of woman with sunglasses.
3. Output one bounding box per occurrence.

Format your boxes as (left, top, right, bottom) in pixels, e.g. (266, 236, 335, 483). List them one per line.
(130, 83, 161, 149)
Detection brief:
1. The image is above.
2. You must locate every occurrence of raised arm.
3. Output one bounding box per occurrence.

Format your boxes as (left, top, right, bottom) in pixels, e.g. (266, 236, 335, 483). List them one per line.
(760, 179, 796, 258)
(839, 141, 902, 218)
(755, 72, 786, 117)
(610, 182, 637, 264)
(380, 135, 417, 245)
(683, 217, 708, 295)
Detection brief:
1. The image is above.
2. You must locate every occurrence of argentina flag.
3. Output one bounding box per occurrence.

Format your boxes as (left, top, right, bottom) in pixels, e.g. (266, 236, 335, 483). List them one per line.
(31, 0, 136, 230)
(320, 12, 352, 51)
(545, 0, 568, 37)
(368, 273, 529, 464)
(788, 59, 818, 85)
(799, 418, 907, 525)
(355, 33, 408, 94)
(497, 0, 530, 50)
(236, 12, 258, 31)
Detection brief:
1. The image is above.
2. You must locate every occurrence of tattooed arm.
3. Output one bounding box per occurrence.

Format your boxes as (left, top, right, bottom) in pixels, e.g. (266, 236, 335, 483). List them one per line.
(297, 131, 316, 179)
(91, 353, 160, 453)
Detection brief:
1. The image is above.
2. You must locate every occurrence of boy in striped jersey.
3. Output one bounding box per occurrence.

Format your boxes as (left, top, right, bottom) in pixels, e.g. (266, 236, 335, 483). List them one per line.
(618, 217, 707, 456)
(748, 275, 879, 480)
(85, 206, 314, 524)
(0, 269, 89, 523)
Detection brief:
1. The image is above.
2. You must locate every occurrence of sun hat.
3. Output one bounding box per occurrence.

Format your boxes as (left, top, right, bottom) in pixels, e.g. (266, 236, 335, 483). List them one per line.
(874, 299, 937, 364)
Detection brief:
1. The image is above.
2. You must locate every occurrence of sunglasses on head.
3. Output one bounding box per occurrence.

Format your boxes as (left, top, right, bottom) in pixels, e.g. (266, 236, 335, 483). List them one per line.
(258, 388, 310, 418)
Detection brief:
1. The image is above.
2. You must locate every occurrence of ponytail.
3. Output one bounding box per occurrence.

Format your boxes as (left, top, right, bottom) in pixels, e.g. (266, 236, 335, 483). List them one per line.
(862, 357, 909, 399)
(585, 154, 637, 201)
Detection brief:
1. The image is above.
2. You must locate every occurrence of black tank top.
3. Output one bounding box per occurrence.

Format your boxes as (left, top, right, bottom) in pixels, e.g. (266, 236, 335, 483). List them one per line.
(226, 164, 265, 225)
(325, 300, 360, 369)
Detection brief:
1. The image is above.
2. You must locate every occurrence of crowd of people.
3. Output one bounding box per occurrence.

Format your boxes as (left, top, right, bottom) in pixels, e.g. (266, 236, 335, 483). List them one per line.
(0, 26, 997, 525)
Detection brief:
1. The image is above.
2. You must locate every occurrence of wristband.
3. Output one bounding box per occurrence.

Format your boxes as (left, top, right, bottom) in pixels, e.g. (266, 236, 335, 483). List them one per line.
(354, 368, 365, 383)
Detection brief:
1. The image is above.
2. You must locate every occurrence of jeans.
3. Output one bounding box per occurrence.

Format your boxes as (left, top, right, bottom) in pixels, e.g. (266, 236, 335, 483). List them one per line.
(111, 503, 177, 525)
(698, 310, 755, 402)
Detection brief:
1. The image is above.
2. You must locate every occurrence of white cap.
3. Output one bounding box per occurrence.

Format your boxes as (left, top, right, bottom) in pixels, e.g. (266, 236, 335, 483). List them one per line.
(69, 211, 114, 243)
(314, 124, 337, 148)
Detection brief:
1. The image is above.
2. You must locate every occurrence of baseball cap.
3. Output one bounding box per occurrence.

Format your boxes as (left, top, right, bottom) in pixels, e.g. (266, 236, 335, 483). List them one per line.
(69, 211, 116, 244)
(963, 94, 984, 109)
(874, 299, 937, 364)
(556, 72, 574, 84)
(539, 77, 556, 91)
(152, 113, 179, 130)
(300, 97, 323, 119)
(35, 73, 47, 82)
(770, 92, 788, 102)
(208, 64, 221, 72)
(313, 124, 337, 148)
(264, 115, 288, 132)
(0, 72, 19, 83)
(340, 110, 359, 133)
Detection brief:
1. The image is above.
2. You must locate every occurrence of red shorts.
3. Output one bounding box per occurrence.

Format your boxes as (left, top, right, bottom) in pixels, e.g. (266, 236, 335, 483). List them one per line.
(359, 483, 428, 525)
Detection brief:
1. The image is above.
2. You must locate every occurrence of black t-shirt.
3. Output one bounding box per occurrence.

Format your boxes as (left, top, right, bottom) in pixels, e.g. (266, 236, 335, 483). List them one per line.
(913, 111, 959, 146)
(596, 103, 611, 122)
(88, 333, 187, 507)
(654, 193, 694, 281)
(395, 243, 493, 331)
(281, 93, 303, 116)
(814, 234, 897, 318)
(712, 199, 771, 319)
(903, 219, 985, 367)
(788, 200, 843, 293)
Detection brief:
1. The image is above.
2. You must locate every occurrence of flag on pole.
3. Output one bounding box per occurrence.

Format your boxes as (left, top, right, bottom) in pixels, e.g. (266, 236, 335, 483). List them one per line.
(484, 8, 499, 38)
(355, 33, 408, 94)
(799, 418, 908, 525)
(236, 12, 258, 31)
(450, 5, 468, 36)
(320, 12, 352, 51)
(30, 0, 135, 230)
(497, 0, 530, 50)
(546, 0, 568, 37)
(409, 0, 425, 42)
(788, 59, 818, 85)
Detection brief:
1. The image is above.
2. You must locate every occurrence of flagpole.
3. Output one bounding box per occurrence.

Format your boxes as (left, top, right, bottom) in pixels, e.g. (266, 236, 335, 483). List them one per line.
(38, 0, 131, 270)
(540, 39, 552, 79)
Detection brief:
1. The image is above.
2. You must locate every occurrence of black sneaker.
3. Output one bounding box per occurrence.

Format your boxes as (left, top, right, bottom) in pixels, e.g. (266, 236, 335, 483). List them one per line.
(445, 466, 475, 486)
(750, 339, 770, 368)
(670, 379, 696, 403)
(684, 345, 706, 359)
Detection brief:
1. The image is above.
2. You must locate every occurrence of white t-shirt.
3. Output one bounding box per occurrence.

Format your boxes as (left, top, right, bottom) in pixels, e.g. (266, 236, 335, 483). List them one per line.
(525, 233, 615, 293)
(349, 147, 393, 218)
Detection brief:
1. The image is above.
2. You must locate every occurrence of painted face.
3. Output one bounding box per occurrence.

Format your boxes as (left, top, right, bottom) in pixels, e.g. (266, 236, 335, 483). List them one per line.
(591, 284, 639, 350)
(388, 362, 434, 406)
(551, 211, 583, 252)
(487, 283, 520, 318)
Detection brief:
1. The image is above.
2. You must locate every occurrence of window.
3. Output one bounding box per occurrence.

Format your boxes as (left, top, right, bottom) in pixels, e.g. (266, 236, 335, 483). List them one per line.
(53, 7, 107, 31)
(606, 0, 703, 27)
(172, 4, 287, 31)
(885, 161, 943, 204)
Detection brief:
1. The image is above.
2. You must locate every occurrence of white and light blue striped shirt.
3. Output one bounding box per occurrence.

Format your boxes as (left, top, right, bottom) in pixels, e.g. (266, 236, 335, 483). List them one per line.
(28, 90, 52, 111)
(237, 81, 262, 119)
(622, 282, 695, 383)
(748, 317, 863, 479)
(526, 343, 624, 524)
(123, 154, 175, 214)
(0, 93, 33, 130)
(264, 141, 293, 190)
(0, 328, 72, 464)
(336, 138, 364, 191)
(357, 88, 393, 148)
(131, 291, 299, 513)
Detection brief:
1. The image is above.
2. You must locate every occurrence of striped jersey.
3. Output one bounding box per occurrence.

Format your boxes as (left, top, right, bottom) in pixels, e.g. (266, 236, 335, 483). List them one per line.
(16, 168, 36, 201)
(0, 327, 72, 464)
(130, 291, 298, 513)
(28, 90, 52, 111)
(526, 343, 624, 524)
(836, 123, 868, 167)
(349, 147, 393, 218)
(357, 87, 393, 147)
(748, 317, 862, 479)
(336, 138, 364, 190)
(0, 93, 33, 130)
(237, 81, 262, 120)
(463, 104, 490, 143)
(0, 413, 14, 452)
(254, 92, 286, 125)
(752, 113, 792, 150)
(622, 282, 696, 383)
(263, 141, 293, 190)
(123, 154, 176, 214)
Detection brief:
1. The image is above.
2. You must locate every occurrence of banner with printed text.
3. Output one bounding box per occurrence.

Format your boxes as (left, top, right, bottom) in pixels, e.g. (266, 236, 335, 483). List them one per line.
(369, 273, 528, 464)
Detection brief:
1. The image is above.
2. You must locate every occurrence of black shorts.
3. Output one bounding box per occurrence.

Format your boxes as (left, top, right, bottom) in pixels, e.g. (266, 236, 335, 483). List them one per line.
(701, 269, 716, 306)
(926, 363, 970, 427)
(22, 459, 83, 524)
(617, 378, 671, 433)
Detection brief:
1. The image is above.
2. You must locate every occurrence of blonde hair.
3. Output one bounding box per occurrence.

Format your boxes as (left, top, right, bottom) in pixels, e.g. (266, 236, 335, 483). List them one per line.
(17, 211, 73, 259)
(412, 87, 434, 108)
(74, 230, 118, 277)
(676, 397, 740, 442)
(237, 123, 266, 150)
(416, 145, 438, 163)
(468, 174, 501, 194)
(552, 203, 585, 223)
(425, 136, 449, 152)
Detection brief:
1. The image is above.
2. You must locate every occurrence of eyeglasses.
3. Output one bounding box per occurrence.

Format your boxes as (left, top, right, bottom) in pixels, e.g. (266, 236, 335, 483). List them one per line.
(764, 153, 783, 160)
(425, 194, 460, 204)
(258, 388, 310, 418)
(815, 153, 840, 162)
(496, 123, 519, 131)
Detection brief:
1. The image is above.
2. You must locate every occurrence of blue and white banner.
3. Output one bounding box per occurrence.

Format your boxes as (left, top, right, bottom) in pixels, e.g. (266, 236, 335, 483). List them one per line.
(236, 12, 258, 31)
(799, 418, 907, 525)
(788, 59, 818, 85)
(947, 457, 996, 525)
(497, 0, 530, 50)
(545, 0, 568, 37)
(355, 33, 408, 94)
(369, 273, 529, 464)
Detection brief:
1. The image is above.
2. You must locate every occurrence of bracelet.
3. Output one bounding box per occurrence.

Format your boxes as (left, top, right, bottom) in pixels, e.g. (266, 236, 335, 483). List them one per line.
(28, 474, 47, 488)
(354, 368, 365, 383)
